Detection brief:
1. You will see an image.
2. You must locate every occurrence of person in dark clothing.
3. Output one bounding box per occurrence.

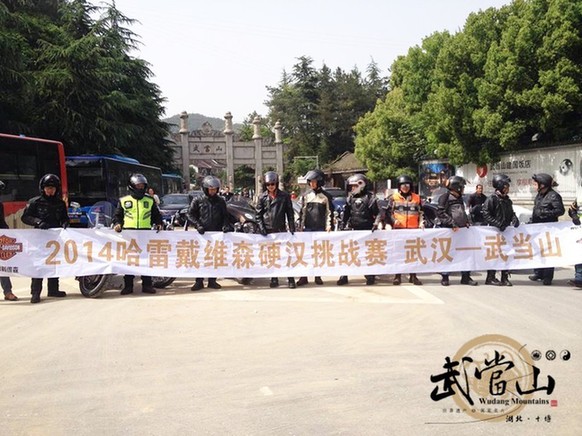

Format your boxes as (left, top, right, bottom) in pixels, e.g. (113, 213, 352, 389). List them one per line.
(337, 174, 380, 286)
(0, 180, 18, 301)
(467, 184, 487, 225)
(21, 174, 69, 303)
(436, 176, 478, 286)
(482, 174, 520, 286)
(113, 173, 163, 295)
(256, 171, 296, 289)
(297, 169, 332, 286)
(527, 173, 565, 286)
(187, 175, 231, 291)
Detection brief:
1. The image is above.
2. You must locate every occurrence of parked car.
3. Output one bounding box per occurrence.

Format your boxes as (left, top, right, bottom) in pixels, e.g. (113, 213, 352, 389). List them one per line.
(159, 193, 193, 226)
(323, 187, 347, 215)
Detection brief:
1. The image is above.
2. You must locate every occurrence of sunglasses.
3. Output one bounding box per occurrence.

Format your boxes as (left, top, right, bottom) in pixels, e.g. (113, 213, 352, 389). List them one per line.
(266, 183, 277, 186)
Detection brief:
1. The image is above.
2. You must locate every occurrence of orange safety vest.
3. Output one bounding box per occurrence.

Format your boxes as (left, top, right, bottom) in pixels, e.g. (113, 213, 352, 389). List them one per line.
(391, 191, 421, 229)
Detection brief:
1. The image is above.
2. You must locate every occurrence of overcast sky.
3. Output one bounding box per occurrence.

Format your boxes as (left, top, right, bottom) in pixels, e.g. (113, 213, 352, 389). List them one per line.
(106, 0, 512, 123)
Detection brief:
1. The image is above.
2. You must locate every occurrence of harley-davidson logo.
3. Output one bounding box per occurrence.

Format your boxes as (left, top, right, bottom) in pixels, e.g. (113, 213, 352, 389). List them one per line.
(0, 235, 23, 261)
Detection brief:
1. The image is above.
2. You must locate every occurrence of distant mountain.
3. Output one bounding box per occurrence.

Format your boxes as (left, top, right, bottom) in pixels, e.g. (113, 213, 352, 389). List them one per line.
(163, 113, 243, 133)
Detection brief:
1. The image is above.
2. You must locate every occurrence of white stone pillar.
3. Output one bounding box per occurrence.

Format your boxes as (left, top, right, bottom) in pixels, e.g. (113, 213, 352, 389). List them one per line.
(179, 111, 190, 188)
(224, 112, 234, 190)
(274, 120, 284, 190)
(253, 116, 263, 202)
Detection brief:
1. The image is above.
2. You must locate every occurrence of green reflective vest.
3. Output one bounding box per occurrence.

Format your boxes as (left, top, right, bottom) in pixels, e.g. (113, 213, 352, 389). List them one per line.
(120, 195, 152, 229)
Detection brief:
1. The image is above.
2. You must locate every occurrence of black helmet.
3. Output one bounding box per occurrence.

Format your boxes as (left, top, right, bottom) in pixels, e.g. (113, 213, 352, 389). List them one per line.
(347, 173, 369, 195)
(128, 173, 148, 199)
(397, 175, 413, 188)
(305, 169, 325, 188)
(532, 173, 555, 190)
(448, 176, 466, 194)
(263, 171, 279, 190)
(202, 175, 221, 196)
(39, 173, 61, 195)
(492, 174, 511, 191)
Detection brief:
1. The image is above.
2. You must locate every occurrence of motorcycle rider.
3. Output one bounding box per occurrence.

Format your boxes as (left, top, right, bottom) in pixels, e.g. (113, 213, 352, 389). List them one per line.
(113, 174, 162, 295)
(436, 176, 478, 286)
(297, 169, 332, 286)
(567, 199, 582, 288)
(256, 171, 297, 289)
(187, 175, 231, 291)
(337, 174, 379, 286)
(528, 173, 565, 286)
(382, 175, 423, 286)
(482, 174, 520, 286)
(21, 174, 70, 303)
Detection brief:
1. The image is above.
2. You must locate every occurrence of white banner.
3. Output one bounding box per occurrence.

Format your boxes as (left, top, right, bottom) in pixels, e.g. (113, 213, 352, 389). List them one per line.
(0, 223, 581, 278)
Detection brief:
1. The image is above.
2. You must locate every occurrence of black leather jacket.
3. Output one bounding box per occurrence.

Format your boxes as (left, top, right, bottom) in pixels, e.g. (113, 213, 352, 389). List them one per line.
(531, 189, 565, 223)
(21, 194, 69, 229)
(256, 190, 295, 233)
(482, 191, 518, 230)
(437, 192, 469, 228)
(187, 194, 230, 232)
(342, 192, 378, 230)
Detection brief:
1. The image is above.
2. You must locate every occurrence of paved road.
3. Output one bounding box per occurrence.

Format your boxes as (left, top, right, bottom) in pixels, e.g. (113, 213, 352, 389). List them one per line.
(0, 269, 580, 435)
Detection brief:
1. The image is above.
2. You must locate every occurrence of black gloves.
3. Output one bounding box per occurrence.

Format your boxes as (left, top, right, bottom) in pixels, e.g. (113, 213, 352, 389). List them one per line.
(38, 222, 50, 229)
(499, 225, 507, 232)
(197, 226, 205, 235)
(259, 226, 267, 236)
(513, 218, 520, 228)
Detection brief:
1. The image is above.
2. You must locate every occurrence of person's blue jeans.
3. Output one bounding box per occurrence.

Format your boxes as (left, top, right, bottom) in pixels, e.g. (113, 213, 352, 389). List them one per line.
(1, 276, 12, 295)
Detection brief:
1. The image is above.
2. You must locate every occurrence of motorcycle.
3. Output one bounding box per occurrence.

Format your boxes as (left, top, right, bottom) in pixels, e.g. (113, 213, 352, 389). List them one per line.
(74, 201, 175, 298)
(175, 198, 259, 233)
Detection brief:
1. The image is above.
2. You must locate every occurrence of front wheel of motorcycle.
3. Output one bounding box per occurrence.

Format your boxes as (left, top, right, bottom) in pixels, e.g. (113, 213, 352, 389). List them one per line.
(77, 274, 111, 298)
(152, 277, 176, 288)
(241, 221, 258, 234)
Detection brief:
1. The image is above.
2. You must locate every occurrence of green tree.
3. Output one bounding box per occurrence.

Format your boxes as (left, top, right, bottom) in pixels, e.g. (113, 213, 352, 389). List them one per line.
(266, 56, 388, 180)
(0, 0, 176, 171)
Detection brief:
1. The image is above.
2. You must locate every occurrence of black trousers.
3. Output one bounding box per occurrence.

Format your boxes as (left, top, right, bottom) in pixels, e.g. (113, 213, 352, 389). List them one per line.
(31, 278, 59, 293)
(534, 267, 554, 280)
(124, 275, 152, 287)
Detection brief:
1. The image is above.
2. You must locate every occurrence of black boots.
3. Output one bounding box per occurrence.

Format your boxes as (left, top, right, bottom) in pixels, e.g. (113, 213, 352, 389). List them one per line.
(393, 274, 401, 285)
(47, 290, 67, 297)
(191, 279, 204, 291)
(460, 272, 478, 286)
(486, 271, 511, 286)
(500, 271, 512, 287)
(270, 278, 279, 288)
(288, 278, 296, 289)
(30, 291, 41, 304)
(207, 278, 221, 289)
(409, 274, 422, 285)
(337, 276, 349, 286)
(485, 271, 501, 286)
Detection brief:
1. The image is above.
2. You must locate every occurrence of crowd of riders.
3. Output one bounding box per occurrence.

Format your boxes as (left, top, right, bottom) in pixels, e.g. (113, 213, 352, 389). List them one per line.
(5, 167, 581, 303)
